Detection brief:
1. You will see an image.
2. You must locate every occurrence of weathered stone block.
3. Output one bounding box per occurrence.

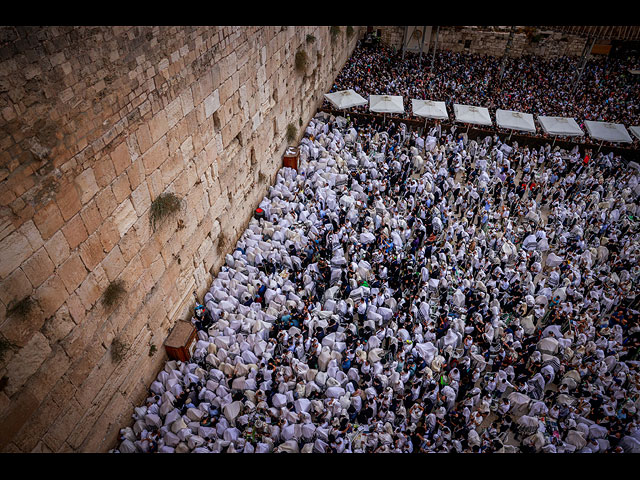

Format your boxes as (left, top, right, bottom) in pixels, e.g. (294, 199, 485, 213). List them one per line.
(0, 267, 32, 313)
(96, 219, 120, 254)
(42, 306, 75, 344)
(95, 186, 118, 219)
(112, 198, 138, 238)
(141, 137, 168, 175)
(93, 156, 116, 189)
(129, 182, 151, 217)
(101, 246, 126, 282)
(148, 110, 169, 144)
(0, 230, 33, 279)
(79, 200, 103, 236)
(204, 89, 220, 118)
(78, 233, 105, 271)
(44, 229, 70, 268)
(55, 183, 82, 222)
(110, 172, 130, 204)
(32, 201, 64, 241)
(166, 96, 183, 129)
(21, 247, 55, 289)
(75, 266, 107, 311)
(35, 274, 68, 320)
(74, 168, 100, 205)
(4, 332, 52, 397)
(110, 141, 132, 176)
(58, 253, 87, 294)
(17, 220, 44, 252)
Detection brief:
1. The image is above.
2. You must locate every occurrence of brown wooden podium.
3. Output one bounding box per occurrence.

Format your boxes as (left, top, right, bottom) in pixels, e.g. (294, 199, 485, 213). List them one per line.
(283, 146, 299, 171)
(164, 320, 197, 362)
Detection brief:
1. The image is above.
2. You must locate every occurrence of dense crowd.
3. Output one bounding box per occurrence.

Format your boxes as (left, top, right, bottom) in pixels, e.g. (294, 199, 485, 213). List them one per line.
(325, 42, 640, 147)
(115, 110, 640, 453)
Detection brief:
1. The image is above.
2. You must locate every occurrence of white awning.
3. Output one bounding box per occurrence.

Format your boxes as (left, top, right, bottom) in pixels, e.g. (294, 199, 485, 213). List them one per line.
(411, 99, 448, 120)
(584, 121, 633, 143)
(495, 109, 536, 133)
(453, 104, 492, 126)
(537, 116, 585, 137)
(629, 126, 640, 141)
(369, 95, 404, 114)
(324, 89, 368, 110)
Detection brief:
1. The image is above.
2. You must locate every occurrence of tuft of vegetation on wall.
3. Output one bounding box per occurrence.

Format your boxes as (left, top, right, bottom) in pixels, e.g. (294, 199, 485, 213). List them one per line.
(7, 297, 34, 319)
(286, 123, 297, 143)
(111, 337, 129, 363)
(330, 26, 341, 44)
(149, 192, 182, 231)
(295, 49, 308, 73)
(102, 280, 126, 308)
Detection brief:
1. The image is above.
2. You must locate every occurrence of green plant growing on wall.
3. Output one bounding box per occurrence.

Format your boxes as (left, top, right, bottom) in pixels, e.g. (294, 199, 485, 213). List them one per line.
(286, 123, 297, 143)
(111, 337, 129, 363)
(347, 26, 354, 38)
(149, 192, 182, 231)
(295, 49, 308, 73)
(0, 336, 14, 362)
(8, 296, 34, 319)
(330, 26, 340, 44)
(148, 344, 157, 357)
(217, 231, 228, 255)
(102, 280, 126, 308)
(306, 34, 316, 44)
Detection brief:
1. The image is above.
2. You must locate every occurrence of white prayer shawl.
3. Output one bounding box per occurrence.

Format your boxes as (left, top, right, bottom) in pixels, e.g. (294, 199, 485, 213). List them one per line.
(546, 253, 564, 268)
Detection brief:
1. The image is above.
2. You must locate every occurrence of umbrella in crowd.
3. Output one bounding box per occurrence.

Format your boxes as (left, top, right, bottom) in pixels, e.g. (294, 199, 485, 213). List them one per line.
(496, 110, 536, 142)
(324, 89, 369, 111)
(584, 121, 633, 153)
(370, 95, 404, 122)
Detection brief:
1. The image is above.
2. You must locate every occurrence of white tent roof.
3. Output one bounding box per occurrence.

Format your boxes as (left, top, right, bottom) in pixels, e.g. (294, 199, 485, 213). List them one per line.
(324, 89, 368, 110)
(411, 99, 448, 119)
(453, 104, 492, 126)
(537, 116, 584, 137)
(629, 126, 640, 141)
(369, 95, 404, 114)
(495, 109, 536, 133)
(584, 121, 633, 143)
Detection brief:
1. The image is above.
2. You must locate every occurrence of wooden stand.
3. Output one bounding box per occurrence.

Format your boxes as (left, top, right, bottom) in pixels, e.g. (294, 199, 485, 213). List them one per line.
(164, 320, 197, 362)
(283, 146, 300, 171)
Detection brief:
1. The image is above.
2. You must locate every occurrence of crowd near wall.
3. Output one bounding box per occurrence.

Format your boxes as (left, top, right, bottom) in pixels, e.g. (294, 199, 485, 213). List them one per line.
(0, 25, 360, 452)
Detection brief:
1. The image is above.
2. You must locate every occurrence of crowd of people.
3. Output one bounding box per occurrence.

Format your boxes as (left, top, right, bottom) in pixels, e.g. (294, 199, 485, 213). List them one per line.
(324, 41, 640, 148)
(114, 107, 640, 453)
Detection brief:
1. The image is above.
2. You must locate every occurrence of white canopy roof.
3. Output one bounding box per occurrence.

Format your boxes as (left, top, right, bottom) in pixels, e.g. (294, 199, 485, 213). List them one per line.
(495, 109, 536, 133)
(582, 121, 632, 143)
(324, 89, 368, 110)
(411, 99, 448, 119)
(369, 95, 404, 114)
(453, 104, 492, 126)
(537, 116, 585, 137)
(629, 126, 640, 141)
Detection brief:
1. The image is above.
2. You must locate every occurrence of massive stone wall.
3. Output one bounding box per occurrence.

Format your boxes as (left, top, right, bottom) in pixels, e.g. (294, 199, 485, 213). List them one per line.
(373, 26, 591, 58)
(0, 25, 360, 452)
